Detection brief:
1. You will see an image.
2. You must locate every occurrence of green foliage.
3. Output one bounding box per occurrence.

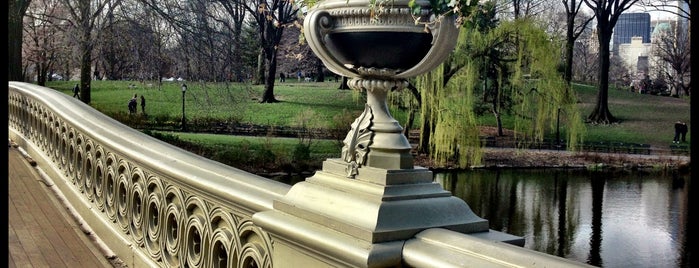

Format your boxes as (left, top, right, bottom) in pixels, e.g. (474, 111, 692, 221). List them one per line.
(207, 141, 276, 168)
(415, 15, 586, 168)
(157, 131, 342, 172)
(408, 0, 480, 23)
(492, 19, 584, 151)
(328, 109, 360, 145)
(292, 143, 312, 162)
(293, 108, 318, 146)
(142, 129, 181, 143)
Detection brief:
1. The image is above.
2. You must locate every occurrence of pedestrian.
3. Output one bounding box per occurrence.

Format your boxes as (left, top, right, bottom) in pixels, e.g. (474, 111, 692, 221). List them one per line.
(297, 71, 302, 82)
(280, 72, 286, 82)
(680, 122, 688, 142)
(72, 84, 80, 98)
(140, 95, 146, 114)
(673, 120, 683, 143)
(128, 94, 138, 114)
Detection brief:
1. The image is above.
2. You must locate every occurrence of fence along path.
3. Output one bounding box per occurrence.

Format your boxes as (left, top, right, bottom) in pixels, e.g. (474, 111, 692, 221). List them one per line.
(8, 143, 121, 268)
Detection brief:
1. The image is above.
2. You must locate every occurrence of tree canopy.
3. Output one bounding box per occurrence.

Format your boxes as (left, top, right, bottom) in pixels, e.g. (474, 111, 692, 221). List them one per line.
(414, 13, 584, 168)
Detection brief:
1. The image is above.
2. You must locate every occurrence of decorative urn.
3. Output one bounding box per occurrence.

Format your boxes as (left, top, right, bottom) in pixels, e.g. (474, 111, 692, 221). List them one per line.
(304, 0, 459, 173)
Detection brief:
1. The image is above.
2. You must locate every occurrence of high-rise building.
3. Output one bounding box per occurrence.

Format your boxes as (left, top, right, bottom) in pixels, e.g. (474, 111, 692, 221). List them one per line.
(613, 13, 651, 52)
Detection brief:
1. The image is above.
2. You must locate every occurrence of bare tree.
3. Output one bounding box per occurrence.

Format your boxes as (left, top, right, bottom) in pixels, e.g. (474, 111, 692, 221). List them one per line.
(246, 0, 301, 103)
(583, 0, 640, 124)
(97, 3, 133, 81)
(23, 0, 68, 85)
(608, 52, 632, 90)
(639, 0, 690, 20)
(216, 0, 247, 83)
(562, 0, 595, 85)
(141, 0, 256, 83)
(89, 1, 174, 86)
(277, 21, 319, 80)
(572, 31, 599, 83)
(495, 0, 551, 19)
(9, 0, 32, 82)
(652, 20, 690, 96)
(61, 0, 117, 104)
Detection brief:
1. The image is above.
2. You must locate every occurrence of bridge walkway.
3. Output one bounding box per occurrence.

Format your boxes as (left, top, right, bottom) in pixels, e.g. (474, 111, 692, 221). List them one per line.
(7, 144, 120, 268)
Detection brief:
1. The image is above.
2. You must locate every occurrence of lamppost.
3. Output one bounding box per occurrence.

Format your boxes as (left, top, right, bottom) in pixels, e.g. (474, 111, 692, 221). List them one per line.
(181, 84, 187, 131)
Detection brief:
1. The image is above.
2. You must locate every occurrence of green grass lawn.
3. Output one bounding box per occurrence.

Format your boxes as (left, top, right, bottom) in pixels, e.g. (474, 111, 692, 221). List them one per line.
(47, 79, 690, 150)
(573, 83, 691, 148)
(49, 80, 370, 128)
(170, 131, 342, 158)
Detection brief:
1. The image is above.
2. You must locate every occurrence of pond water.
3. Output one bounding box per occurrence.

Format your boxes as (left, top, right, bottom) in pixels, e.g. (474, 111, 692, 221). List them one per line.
(433, 169, 695, 268)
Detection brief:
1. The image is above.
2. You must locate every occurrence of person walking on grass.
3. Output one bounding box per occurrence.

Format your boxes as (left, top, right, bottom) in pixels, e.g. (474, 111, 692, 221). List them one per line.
(72, 84, 80, 98)
(673, 120, 684, 144)
(140, 95, 146, 115)
(128, 94, 138, 114)
(680, 121, 688, 142)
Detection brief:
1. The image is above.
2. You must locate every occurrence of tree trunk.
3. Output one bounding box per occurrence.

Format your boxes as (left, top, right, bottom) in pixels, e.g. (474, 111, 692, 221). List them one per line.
(8, 0, 29, 82)
(78, 0, 93, 104)
(587, 28, 617, 124)
(418, 117, 431, 154)
(495, 111, 504, 136)
(564, 9, 575, 84)
(338, 76, 350, 89)
(314, 58, 325, 82)
(490, 76, 504, 136)
(260, 47, 279, 103)
(256, 50, 265, 85)
(79, 42, 93, 104)
(403, 110, 415, 137)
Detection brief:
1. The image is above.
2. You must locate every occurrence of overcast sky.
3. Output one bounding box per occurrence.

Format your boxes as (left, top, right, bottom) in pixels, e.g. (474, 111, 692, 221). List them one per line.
(580, 1, 683, 21)
(630, 1, 684, 21)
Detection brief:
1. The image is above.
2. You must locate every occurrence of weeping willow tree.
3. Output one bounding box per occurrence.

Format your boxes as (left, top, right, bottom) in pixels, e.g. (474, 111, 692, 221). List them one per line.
(411, 16, 585, 168)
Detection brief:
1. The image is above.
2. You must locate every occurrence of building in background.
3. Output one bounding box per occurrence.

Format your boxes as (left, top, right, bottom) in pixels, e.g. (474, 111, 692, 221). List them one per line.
(618, 36, 651, 77)
(613, 13, 651, 53)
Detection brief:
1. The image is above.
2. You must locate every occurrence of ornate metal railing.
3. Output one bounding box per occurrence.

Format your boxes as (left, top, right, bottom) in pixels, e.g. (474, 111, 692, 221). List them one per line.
(9, 81, 591, 268)
(8, 82, 289, 267)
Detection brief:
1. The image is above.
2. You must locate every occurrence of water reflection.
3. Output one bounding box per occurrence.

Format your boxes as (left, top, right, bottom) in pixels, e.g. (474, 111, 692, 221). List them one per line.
(434, 169, 693, 268)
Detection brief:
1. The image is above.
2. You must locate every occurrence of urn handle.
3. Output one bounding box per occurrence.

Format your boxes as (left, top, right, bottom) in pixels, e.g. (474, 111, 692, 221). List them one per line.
(304, 9, 358, 78)
(396, 15, 459, 78)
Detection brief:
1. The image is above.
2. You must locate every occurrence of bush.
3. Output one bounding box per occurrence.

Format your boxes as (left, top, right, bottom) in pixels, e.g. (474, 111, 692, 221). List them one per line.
(292, 143, 311, 162)
(329, 109, 358, 144)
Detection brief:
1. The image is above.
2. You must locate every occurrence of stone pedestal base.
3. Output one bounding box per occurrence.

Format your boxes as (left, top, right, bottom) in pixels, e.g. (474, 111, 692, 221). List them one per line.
(253, 159, 490, 267)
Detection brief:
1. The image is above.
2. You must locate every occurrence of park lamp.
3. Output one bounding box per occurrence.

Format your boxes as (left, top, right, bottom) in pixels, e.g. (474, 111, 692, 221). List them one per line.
(181, 83, 187, 131)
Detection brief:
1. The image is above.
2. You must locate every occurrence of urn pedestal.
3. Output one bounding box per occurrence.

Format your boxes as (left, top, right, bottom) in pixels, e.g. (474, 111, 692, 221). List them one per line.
(253, 1, 523, 266)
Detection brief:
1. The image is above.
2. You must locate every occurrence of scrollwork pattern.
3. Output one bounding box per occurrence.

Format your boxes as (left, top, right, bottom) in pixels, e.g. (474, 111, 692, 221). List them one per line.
(8, 85, 277, 268)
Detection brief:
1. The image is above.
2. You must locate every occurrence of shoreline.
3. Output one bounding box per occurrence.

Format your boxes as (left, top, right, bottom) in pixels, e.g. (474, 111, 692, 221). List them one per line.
(414, 147, 691, 173)
(260, 148, 691, 181)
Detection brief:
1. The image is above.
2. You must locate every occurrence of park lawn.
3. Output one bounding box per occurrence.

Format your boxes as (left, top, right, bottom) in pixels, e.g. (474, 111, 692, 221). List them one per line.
(48, 80, 370, 129)
(573, 83, 691, 148)
(46, 80, 690, 150)
(168, 131, 342, 159)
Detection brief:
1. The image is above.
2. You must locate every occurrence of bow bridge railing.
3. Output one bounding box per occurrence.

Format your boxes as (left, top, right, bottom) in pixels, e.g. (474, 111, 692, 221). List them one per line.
(8, 81, 591, 268)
